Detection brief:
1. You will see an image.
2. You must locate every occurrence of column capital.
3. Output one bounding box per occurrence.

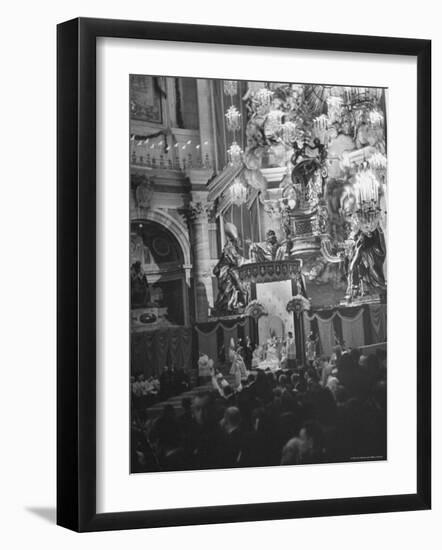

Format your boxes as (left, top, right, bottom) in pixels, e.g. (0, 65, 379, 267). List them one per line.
(183, 200, 215, 223)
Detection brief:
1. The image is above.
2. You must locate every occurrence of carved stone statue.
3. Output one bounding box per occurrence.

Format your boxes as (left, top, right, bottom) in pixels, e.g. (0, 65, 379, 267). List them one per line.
(250, 230, 281, 262)
(250, 229, 295, 262)
(133, 176, 155, 209)
(346, 227, 386, 300)
(212, 223, 248, 315)
(130, 261, 150, 308)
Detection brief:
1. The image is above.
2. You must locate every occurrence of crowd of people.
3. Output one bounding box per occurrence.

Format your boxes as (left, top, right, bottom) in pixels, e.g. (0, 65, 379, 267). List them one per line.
(131, 366, 190, 410)
(131, 344, 387, 473)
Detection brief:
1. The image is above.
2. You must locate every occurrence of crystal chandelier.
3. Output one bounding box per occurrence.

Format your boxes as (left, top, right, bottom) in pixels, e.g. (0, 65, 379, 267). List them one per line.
(223, 80, 238, 97)
(353, 169, 383, 234)
(225, 105, 241, 132)
(227, 141, 243, 166)
(230, 178, 248, 206)
(254, 87, 274, 114)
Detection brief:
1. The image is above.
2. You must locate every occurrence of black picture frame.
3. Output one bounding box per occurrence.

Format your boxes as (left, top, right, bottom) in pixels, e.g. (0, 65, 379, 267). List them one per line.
(57, 17, 431, 532)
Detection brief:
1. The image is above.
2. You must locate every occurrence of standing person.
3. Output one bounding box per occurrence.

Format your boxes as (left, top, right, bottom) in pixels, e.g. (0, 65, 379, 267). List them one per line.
(220, 407, 244, 467)
(130, 261, 150, 308)
(159, 366, 171, 400)
(280, 342, 288, 370)
(228, 337, 236, 366)
(286, 331, 297, 370)
(197, 354, 212, 383)
(251, 345, 262, 370)
(230, 347, 248, 391)
(192, 392, 226, 469)
(244, 336, 254, 370)
(276, 337, 284, 361)
(217, 344, 226, 367)
(306, 331, 318, 367)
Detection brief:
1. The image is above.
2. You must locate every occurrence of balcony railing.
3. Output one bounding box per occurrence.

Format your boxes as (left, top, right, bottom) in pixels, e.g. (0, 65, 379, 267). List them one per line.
(130, 128, 213, 172)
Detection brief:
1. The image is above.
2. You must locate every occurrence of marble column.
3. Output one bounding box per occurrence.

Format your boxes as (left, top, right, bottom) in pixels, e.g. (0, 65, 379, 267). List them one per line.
(185, 173, 215, 322)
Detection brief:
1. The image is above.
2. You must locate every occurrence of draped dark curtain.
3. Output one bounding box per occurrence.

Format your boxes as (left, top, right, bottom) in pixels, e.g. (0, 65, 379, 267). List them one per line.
(305, 304, 386, 356)
(195, 317, 250, 363)
(131, 327, 193, 377)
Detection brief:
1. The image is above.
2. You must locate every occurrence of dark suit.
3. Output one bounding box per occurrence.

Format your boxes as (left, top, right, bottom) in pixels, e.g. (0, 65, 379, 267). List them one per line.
(223, 427, 244, 467)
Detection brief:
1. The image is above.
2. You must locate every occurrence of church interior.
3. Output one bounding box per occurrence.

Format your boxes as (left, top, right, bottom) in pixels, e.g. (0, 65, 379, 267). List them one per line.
(129, 75, 389, 473)
(130, 76, 387, 382)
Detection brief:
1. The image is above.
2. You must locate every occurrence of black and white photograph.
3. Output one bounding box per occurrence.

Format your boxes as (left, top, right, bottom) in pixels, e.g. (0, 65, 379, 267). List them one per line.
(130, 77, 388, 474)
(0, 0, 436, 542)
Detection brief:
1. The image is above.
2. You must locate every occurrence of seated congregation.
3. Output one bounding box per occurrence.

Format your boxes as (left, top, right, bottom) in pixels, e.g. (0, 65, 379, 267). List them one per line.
(131, 366, 191, 409)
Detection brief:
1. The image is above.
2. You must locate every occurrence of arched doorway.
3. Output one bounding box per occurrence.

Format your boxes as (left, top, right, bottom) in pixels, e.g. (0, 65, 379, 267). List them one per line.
(130, 220, 189, 326)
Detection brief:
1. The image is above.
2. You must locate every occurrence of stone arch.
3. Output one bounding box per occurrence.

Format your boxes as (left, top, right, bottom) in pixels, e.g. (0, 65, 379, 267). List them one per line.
(131, 208, 191, 267)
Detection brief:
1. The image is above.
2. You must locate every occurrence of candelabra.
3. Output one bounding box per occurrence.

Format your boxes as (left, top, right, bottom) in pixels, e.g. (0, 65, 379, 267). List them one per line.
(225, 105, 241, 132)
(223, 80, 238, 97)
(227, 141, 243, 166)
(230, 178, 248, 206)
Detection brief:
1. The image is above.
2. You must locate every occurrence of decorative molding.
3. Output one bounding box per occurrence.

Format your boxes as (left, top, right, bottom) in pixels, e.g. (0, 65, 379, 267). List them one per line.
(182, 200, 215, 223)
(244, 300, 268, 320)
(135, 179, 155, 209)
(286, 295, 311, 316)
(186, 167, 214, 187)
(130, 208, 191, 267)
(207, 163, 244, 202)
(238, 260, 303, 284)
(260, 166, 287, 184)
